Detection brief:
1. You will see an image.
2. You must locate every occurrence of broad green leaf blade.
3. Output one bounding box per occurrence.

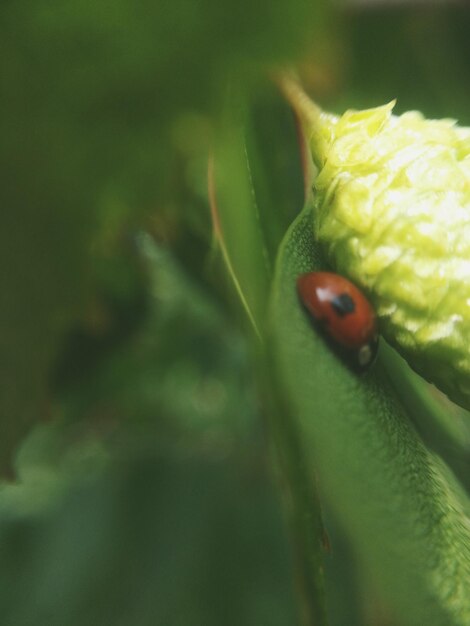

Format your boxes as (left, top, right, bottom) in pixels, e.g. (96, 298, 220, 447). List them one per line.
(270, 204, 470, 626)
(209, 88, 306, 337)
(243, 86, 305, 265)
(210, 101, 271, 336)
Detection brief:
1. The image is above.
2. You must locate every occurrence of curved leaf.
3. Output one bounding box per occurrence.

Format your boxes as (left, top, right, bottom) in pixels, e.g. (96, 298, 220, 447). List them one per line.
(209, 88, 307, 338)
(209, 100, 271, 337)
(270, 204, 470, 626)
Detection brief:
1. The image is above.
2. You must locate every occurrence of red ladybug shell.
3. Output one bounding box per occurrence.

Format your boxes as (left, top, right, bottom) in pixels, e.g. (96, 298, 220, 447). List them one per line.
(297, 272, 378, 367)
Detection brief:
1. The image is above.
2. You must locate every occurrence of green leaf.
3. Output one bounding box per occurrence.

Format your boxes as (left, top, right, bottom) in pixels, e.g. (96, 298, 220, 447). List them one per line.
(243, 85, 305, 265)
(380, 342, 470, 494)
(270, 203, 470, 626)
(210, 99, 272, 337)
(210, 86, 305, 337)
(210, 95, 328, 625)
(0, 453, 299, 626)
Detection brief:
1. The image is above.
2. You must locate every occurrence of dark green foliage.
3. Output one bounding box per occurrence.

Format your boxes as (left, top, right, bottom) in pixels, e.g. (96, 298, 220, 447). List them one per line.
(1, 1, 470, 625)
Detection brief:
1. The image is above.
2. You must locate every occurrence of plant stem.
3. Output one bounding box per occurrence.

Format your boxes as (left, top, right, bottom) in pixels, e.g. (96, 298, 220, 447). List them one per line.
(275, 73, 337, 168)
(276, 74, 323, 128)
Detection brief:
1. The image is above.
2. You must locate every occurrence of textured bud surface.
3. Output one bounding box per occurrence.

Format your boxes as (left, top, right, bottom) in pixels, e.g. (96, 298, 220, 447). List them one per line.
(311, 102, 470, 409)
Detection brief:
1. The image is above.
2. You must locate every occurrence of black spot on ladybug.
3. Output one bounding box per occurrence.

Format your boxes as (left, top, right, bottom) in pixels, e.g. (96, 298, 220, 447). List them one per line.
(331, 293, 355, 318)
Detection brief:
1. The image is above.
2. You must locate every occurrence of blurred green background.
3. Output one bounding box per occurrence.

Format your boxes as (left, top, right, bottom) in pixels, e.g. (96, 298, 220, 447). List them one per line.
(1, 1, 470, 624)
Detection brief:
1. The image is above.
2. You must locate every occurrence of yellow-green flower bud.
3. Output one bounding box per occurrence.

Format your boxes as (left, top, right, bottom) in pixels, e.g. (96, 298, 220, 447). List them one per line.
(308, 99, 470, 409)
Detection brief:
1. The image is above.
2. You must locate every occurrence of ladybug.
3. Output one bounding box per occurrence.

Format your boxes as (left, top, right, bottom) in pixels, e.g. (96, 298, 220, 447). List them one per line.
(297, 271, 378, 369)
